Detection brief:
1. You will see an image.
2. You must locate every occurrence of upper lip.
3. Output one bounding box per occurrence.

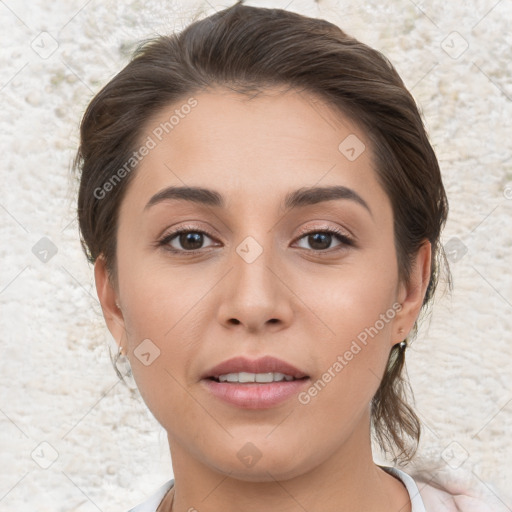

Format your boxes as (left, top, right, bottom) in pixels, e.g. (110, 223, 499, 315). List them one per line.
(201, 356, 309, 380)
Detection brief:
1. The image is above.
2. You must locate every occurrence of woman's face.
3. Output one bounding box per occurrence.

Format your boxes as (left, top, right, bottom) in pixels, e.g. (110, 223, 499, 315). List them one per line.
(96, 86, 429, 481)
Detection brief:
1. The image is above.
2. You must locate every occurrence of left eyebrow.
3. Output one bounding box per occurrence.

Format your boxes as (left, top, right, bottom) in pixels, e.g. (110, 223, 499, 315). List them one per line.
(144, 186, 224, 211)
(144, 185, 373, 219)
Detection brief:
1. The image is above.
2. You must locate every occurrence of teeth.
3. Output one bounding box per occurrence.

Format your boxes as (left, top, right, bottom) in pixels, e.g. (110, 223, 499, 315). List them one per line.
(217, 372, 296, 383)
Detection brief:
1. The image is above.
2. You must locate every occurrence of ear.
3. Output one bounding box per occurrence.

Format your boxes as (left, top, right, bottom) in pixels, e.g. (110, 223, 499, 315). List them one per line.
(393, 239, 432, 344)
(94, 255, 126, 350)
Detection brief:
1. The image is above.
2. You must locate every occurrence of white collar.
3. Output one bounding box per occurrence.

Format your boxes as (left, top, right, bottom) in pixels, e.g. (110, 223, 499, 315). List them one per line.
(128, 467, 427, 512)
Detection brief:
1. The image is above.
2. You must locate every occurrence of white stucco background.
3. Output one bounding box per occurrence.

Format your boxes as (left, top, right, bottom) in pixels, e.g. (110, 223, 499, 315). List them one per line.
(1, 0, 511, 510)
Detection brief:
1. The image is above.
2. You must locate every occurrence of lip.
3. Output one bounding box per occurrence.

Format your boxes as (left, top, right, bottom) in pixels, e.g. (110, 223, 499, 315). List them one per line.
(201, 355, 309, 380)
(200, 378, 310, 409)
(200, 355, 310, 409)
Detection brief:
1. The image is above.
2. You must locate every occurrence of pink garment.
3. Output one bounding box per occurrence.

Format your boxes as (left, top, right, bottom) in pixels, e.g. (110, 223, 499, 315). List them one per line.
(408, 461, 511, 512)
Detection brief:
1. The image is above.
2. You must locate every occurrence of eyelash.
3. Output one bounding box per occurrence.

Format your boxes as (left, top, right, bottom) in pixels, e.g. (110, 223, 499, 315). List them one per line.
(156, 224, 355, 256)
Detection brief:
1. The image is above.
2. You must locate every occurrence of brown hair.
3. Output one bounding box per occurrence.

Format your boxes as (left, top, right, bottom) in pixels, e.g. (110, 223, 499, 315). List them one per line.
(75, 1, 451, 463)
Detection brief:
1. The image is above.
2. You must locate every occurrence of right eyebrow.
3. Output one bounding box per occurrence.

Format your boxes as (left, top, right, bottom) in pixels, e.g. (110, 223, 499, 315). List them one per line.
(283, 185, 373, 219)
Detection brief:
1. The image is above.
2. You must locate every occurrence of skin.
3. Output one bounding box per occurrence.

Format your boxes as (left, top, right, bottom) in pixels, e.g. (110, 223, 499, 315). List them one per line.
(95, 86, 431, 512)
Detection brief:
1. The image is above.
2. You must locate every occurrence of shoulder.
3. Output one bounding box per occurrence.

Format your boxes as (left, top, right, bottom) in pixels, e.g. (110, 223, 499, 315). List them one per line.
(403, 461, 512, 512)
(416, 481, 478, 512)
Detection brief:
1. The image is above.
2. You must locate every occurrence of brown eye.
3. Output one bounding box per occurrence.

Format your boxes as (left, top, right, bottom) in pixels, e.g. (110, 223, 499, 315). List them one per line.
(294, 227, 354, 252)
(176, 232, 205, 251)
(304, 232, 335, 250)
(158, 227, 218, 254)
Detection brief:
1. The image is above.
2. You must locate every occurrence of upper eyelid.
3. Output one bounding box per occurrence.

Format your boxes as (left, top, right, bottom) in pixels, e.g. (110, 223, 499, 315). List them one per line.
(160, 224, 352, 239)
(295, 223, 353, 238)
(159, 224, 354, 249)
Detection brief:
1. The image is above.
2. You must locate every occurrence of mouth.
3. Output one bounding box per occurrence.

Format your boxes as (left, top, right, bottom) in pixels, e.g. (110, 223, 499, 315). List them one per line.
(200, 356, 311, 409)
(206, 372, 309, 383)
(201, 355, 309, 381)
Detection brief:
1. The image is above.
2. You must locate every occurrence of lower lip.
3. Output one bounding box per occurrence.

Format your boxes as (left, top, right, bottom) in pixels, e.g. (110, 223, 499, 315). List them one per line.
(201, 378, 310, 409)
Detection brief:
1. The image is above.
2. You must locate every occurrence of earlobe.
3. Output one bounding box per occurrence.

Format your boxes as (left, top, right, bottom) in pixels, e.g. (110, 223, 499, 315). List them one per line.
(394, 240, 432, 343)
(94, 256, 126, 348)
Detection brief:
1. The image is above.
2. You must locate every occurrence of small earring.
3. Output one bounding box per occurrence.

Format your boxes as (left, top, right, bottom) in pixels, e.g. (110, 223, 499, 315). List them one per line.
(397, 328, 407, 350)
(118, 345, 126, 356)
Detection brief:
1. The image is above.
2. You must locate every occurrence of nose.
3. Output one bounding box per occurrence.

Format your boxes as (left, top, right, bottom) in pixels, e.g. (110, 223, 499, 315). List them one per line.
(216, 234, 295, 334)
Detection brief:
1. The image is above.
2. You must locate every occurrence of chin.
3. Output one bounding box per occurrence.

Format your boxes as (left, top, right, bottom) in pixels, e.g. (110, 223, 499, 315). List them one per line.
(203, 442, 314, 483)
(215, 461, 310, 483)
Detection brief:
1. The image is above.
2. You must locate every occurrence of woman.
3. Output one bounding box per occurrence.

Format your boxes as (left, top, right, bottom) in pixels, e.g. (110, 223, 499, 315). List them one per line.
(74, 2, 509, 511)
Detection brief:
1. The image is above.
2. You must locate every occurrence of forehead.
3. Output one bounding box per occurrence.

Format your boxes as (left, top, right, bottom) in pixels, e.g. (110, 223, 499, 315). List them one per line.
(121, 87, 389, 217)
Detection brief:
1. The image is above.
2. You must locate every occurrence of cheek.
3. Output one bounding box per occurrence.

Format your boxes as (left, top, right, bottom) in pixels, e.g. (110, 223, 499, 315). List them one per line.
(294, 248, 398, 343)
(295, 299, 395, 442)
(117, 259, 214, 424)
(118, 253, 197, 338)
(292, 254, 398, 405)
(128, 357, 201, 443)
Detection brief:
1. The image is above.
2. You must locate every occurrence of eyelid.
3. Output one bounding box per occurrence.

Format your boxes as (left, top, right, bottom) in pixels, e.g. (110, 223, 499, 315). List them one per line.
(156, 222, 356, 254)
(292, 224, 356, 252)
(156, 224, 219, 251)
(294, 223, 354, 241)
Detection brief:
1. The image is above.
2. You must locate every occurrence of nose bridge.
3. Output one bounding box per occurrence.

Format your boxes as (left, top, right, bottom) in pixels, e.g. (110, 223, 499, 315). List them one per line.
(232, 229, 280, 301)
(229, 201, 280, 282)
(217, 222, 293, 330)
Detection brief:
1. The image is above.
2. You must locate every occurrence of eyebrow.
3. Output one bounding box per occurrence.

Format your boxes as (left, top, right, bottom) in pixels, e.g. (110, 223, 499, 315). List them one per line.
(144, 185, 373, 218)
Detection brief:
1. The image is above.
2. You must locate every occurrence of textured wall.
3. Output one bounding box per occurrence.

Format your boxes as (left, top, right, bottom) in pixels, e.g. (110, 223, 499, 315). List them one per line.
(1, 0, 511, 510)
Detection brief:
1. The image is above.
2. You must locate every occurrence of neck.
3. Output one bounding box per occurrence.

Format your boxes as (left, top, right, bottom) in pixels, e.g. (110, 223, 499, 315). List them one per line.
(163, 414, 411, 512)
